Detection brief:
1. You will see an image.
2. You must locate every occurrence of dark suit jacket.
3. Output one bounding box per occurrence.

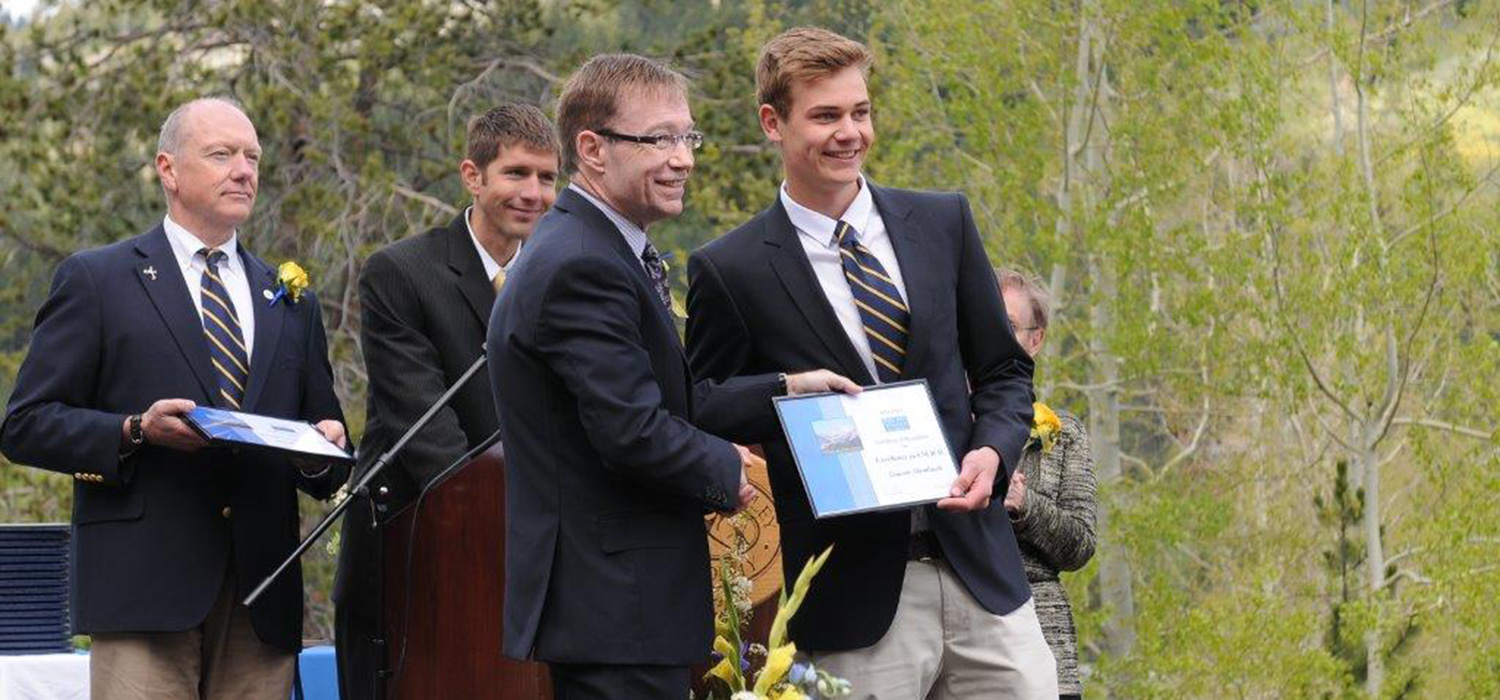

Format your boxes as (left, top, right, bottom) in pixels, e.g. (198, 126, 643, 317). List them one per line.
(0, 225, 346, 653)
(332, 213, 501, 693)
(486, 188, 780, 665)
(686, 184, 1036, 652)
(343, 213, 499, 517)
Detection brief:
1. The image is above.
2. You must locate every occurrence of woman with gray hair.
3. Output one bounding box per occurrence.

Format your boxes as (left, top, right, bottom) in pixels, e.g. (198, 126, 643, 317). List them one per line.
(997, 269, 1098, 700)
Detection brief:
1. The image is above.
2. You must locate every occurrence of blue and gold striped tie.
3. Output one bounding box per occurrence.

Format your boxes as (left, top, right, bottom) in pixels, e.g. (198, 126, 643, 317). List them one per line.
(836, 221, 908, 383)
(199, 249, 250, 409)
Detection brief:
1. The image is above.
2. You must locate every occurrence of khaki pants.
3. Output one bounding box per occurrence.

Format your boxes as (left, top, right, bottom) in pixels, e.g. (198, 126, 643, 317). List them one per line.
(89, 567, 296, 700)
(812, 560, 1058, 700)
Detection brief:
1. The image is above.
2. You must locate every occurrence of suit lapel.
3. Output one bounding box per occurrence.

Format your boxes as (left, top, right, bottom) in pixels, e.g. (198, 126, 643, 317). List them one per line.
(554, 189, 685, 359)
(762, 200, 874, 385)
(869, 185, 933, 378)
(239, 250, 285, 411)
(445, 214, 497, 328)
(134, 226, 217, 403)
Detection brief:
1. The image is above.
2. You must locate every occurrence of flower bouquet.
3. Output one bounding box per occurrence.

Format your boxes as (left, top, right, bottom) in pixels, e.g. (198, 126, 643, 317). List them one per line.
(701, 546, 851, 700)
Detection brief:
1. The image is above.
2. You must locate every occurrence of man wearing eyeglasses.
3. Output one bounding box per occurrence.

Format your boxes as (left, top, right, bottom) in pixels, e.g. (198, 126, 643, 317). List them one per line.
(485, 53, 856, 699)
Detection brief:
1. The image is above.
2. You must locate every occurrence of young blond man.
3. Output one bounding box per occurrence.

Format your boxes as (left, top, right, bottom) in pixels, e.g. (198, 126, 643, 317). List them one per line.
(687, 28, 1058, 699)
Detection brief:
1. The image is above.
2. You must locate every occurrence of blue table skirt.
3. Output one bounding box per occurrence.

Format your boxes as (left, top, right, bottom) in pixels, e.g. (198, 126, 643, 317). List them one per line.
(298, 645, 339, 700)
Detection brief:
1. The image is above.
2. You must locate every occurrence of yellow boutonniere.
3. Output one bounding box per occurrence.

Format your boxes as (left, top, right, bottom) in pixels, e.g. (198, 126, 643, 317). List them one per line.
(1030, 402, 1062, 453)
(270, 261, 310, 306)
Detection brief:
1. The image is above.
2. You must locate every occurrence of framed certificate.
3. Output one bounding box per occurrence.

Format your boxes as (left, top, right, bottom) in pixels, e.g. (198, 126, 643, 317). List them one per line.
(184, 407, 354, 464)
(772, 379, 957, 518)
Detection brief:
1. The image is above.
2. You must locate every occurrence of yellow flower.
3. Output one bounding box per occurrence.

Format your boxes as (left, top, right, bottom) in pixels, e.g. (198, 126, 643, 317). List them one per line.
(708, 634, 743, 689)
(707, 655, 738, 687)
(770, 686, 808, 700)
(754, 643, 796, 695)
(275, 261, 310, 304)
(714, 634, 738, 661)
(768, 546, 832, 650)
(1030, 402, 1062, 453)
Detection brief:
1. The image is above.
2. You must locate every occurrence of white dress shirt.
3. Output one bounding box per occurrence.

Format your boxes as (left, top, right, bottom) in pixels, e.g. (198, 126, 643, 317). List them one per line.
(781, 176, 908, 383)
(163, 215, 255, 361)
(464, 205, 525, 285)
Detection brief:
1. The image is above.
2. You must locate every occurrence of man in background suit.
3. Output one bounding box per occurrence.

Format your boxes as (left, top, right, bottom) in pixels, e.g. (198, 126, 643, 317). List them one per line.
(0, 96, 348, 700)
(486, 54, 855, 700)
(334, 103, 559, 699)
(687, 28, 1057, 698)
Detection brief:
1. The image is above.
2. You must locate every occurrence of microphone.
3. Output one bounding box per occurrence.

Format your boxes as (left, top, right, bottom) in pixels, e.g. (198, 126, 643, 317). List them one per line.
(243, 349, 491, 607)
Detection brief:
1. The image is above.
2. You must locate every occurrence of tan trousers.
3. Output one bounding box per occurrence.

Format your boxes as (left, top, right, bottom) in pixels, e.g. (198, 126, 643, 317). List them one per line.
(89, 567, 296, 700)
(812, 560, 1058, 700)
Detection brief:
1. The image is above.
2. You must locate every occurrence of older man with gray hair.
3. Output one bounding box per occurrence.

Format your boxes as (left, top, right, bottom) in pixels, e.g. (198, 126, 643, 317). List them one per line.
(0, 96, 348, 699)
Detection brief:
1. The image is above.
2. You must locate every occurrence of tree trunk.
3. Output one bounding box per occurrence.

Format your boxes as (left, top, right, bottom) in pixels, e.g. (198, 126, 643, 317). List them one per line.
(1068, 0, 1135, 680)
(1359, 424, 1383, 697)
(1090, 262, 1134, 664)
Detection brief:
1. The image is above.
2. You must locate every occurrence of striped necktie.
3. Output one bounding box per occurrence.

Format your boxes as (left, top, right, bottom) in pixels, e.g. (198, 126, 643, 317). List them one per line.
(198, 249, 250, 409)
(836, 221, 908, 383)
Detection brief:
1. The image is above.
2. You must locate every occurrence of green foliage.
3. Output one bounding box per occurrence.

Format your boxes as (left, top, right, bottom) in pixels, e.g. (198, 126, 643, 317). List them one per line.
(873, 0, 1500, 696)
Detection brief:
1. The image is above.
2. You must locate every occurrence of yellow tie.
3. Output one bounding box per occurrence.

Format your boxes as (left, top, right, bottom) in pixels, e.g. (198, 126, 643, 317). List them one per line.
(492, 269, 506, 294)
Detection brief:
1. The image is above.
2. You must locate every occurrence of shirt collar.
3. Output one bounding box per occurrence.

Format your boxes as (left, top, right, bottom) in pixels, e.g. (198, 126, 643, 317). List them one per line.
(163, 214, 239, 270)
(779, 175, 873, 248)
(567, 183, 650, 260)
(463, 205, 508, 281)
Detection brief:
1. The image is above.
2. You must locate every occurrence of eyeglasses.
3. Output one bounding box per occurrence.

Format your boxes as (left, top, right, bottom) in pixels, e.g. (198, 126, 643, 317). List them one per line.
(595, 129, 705, 151)
(1008, 319, 1040, 333)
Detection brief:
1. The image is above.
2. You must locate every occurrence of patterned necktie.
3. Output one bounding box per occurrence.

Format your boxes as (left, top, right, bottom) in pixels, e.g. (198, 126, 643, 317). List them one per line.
(639, 243, 672, 312)
(199, 249, 250, 409)
(493, 269, 506, 294)
(836, 221, 908, 383)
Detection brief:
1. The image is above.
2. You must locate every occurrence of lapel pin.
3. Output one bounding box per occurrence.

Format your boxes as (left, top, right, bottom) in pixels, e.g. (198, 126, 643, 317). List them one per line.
(262, 289, 275, 301)
(142, 266, 158, 281)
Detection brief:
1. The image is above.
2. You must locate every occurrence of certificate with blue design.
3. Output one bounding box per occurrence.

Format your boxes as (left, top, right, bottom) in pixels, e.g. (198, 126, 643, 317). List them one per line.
(773, 380, 956, 518)
(184, 407, 354, 464)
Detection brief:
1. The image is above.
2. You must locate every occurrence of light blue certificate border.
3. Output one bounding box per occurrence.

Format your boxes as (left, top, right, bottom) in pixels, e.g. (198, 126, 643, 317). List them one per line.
(773, 379, 956, 518)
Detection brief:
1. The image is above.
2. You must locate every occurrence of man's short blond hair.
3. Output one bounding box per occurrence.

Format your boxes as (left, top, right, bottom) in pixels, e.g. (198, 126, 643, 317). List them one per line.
(756, 27, 873, 118)
(555, 54, 689, 175)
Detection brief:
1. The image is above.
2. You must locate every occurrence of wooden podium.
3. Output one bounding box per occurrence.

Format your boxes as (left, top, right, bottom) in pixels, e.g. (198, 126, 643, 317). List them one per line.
(376, 444, 786, 698)
(381, 444, 552, 698)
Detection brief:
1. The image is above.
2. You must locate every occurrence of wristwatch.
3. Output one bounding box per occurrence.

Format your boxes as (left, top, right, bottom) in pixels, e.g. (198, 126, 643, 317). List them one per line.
(776, 372, 789, 396)
(127, 414, 145, 447)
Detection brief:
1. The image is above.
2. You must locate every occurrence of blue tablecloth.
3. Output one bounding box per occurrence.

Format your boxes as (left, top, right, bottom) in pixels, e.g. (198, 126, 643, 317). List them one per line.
(0, 646, 339, 700)
(298, 645, 339, 700)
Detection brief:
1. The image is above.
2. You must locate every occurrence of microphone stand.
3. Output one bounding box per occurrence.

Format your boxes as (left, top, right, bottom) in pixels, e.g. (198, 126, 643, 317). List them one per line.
(243, 352, 490, 607)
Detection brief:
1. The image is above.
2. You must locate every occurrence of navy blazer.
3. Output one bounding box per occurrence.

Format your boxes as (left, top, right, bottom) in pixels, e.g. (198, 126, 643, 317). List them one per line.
(0, 225, 346, 652)
(686, 184, 1036, 651)
(486, 188, 780, 665)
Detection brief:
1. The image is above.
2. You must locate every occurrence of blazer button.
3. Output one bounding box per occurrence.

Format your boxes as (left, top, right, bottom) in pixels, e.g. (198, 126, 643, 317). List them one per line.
(221, 506, 232, 519)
